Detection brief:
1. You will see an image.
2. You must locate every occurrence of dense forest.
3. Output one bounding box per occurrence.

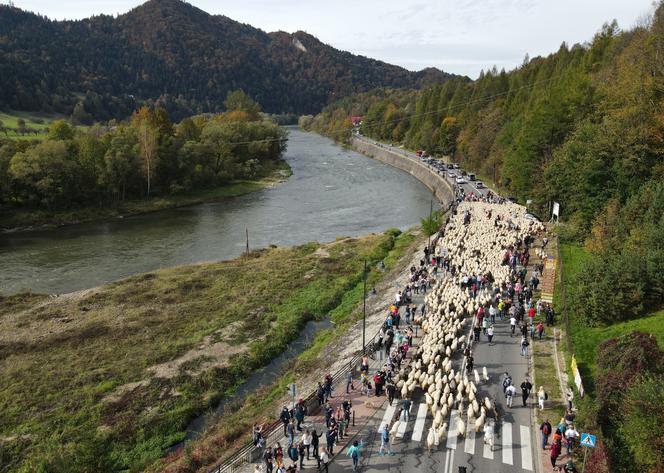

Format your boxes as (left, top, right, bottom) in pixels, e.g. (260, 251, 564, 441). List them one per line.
(0, 90, 287, 215)
(307, 6, 664, 472)
(0, 0, 453, 122)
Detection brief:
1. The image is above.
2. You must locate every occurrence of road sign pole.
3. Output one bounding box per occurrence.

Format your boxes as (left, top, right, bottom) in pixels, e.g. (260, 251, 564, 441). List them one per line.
(582, 447, 588, 472)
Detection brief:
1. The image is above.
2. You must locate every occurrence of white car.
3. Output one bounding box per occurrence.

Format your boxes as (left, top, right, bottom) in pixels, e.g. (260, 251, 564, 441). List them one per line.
(456, 176, 467, 184)
(524, 213, 539, 222)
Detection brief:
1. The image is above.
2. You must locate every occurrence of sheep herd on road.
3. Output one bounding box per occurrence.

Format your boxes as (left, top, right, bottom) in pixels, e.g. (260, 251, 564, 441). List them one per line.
(388, 201, 544, 453)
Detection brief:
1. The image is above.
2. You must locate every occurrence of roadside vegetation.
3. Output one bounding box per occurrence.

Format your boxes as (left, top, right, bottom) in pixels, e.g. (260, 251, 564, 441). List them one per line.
(0, 230, 402, 472)
(0, 91, 288, 230)
(154, 228, 421, 473)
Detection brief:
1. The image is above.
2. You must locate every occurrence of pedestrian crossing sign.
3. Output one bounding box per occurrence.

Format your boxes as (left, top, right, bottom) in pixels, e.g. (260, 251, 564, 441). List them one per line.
(580, 433, 596, 448)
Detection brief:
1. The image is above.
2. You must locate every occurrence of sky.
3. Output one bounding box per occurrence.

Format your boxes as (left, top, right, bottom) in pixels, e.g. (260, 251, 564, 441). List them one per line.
(13, 0, 656, 78)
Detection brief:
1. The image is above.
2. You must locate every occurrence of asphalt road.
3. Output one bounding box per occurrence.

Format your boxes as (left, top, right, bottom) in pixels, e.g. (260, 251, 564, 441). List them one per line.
(332, 136, 539, 473)
(354, 135, 488, 198)
(328, 313, 536, 473)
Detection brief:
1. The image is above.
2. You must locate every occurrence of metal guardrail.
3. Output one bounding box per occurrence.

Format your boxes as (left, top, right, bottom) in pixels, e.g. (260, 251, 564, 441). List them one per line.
(209, 329, 386, 473)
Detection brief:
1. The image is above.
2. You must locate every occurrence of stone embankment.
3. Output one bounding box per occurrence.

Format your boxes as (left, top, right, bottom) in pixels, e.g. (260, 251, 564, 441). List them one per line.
(350, 135, 455, 205)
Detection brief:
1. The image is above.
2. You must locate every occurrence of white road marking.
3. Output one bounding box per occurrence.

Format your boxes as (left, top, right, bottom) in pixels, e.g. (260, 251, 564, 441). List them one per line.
(378, 404, 396, 433)
(502, 421, 513, 465)
(483, 419, 494, 459)
(412, 403, 428, 442)
(396, 412, 409, 438)
(444, 448, 452, 473)
(446, 410, 458, 449)
(464, 427, 476, 454)
(520, 424, 534, 470)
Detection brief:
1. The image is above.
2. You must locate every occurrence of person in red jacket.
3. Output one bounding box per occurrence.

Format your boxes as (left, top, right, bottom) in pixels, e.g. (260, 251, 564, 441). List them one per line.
(550, 441, 561, 469)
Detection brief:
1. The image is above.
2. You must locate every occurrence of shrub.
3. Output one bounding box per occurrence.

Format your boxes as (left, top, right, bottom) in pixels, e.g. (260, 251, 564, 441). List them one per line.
(621, 374, 664, 472)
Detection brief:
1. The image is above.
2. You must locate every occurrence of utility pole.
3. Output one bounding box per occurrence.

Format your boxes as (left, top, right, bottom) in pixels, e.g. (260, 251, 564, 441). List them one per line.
(362, 259, 367, 354)
(428, 198, 434, 250)
(245, 228, 249, 256)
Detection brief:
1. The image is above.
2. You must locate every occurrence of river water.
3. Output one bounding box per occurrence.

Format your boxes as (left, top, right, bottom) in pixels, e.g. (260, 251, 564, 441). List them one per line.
(0, 128, 439, 295)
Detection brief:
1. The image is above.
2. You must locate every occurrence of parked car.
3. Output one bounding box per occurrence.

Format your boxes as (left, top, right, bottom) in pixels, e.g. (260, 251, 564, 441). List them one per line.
(448, 172, 456, 178)
(524, 213, 540, 222)
(475, 181, 484, 188)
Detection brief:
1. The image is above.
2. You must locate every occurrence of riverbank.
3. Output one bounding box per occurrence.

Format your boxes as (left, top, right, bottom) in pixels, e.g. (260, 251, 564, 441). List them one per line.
(154, 227, 429, 473)
(0, 230, 401, 472)
(0, 160, 292, 232)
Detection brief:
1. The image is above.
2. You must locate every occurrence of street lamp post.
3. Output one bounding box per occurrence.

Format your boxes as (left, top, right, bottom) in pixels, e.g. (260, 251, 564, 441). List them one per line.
(428, 198, 434, 250)
(362, 259, 367, 354)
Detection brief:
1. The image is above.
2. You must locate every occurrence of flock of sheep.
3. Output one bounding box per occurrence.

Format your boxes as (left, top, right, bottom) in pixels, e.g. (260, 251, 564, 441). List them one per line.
(387, 201, 544, 452)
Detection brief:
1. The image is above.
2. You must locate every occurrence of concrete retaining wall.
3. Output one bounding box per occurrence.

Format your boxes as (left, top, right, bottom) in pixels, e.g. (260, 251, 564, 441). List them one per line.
(350, 136, 455, 205)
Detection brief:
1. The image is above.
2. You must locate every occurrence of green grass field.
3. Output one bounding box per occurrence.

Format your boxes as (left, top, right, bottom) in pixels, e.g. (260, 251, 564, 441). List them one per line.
(0, 230, 402, 472)
(0, 110, 65, 140)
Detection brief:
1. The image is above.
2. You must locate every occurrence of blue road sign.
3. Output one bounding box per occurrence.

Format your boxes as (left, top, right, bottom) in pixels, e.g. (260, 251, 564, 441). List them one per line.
(580, 433, 596, 448)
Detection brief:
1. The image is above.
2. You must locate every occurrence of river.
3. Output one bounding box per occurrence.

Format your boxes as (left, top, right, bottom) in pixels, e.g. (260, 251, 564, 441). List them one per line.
(0, 128, 440, 295)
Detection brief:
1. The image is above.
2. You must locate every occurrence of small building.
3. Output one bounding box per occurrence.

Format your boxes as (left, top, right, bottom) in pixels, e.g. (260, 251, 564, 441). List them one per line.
(351, 116, 363, 126)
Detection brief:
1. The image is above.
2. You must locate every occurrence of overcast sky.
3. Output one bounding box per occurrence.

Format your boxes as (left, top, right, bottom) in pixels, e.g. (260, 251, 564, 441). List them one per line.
(15, 0, 656, 78)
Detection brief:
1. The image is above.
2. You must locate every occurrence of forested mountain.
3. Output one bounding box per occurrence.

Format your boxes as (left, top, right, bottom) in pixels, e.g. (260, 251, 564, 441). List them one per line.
(0, 0, 454, 121)
(308, 6, 664, 471)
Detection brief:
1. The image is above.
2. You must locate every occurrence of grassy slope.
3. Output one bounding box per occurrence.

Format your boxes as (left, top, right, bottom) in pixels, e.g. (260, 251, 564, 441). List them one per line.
(0, 232, 393, 472)
(0, 160, 291, 230)
(0, 110, 65, 140)
(558, 243, 664, 391)
(155, 228, 421, 473)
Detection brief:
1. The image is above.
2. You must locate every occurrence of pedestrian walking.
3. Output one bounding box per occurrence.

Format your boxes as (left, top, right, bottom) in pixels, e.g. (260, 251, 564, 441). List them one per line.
(274, 443, 284, 468)
(520, 336, 529, 356)
(539, 419, 552, 450)
(550, 441, 561, 469)
(565, 388, 574, 410)
(280, 406, 291, 436)
(538, 386, 547, 409)
(520, 378, 533, 407)
(402, 398, 412, 422)
(347, 439, 364, 470)
(346, 370, 354, 393)
(386, 380, 396, 405)
(311, 429, 322, 464)
(325, 427, 337, 455)
(502, 372, 512, 393)
(302, 430, 312, 460)
(505, 384, 516, 408)
(487, 325, 494, 345)
(510, 315, 517, 336)
(537, 321, 544, 340)
(379, 423, 394, 455)
(286, 419, 295, 447)
(319, 448, 330, 473)
(473, 323, 481, 342)
(263, 447, 274, 473)
(297, 442, 305, 469)
(565, 425, 579, 455)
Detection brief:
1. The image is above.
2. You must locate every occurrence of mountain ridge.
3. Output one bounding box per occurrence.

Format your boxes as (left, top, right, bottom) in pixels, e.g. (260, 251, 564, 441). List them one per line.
(0, 0, 457, 120)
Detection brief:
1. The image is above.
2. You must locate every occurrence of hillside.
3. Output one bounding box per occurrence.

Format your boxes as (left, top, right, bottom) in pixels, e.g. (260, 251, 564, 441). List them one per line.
(0, 0, 455, 121)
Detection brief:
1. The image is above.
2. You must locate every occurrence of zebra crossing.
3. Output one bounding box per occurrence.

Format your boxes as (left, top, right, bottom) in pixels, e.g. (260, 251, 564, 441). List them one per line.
(378, 402, 534, 471)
